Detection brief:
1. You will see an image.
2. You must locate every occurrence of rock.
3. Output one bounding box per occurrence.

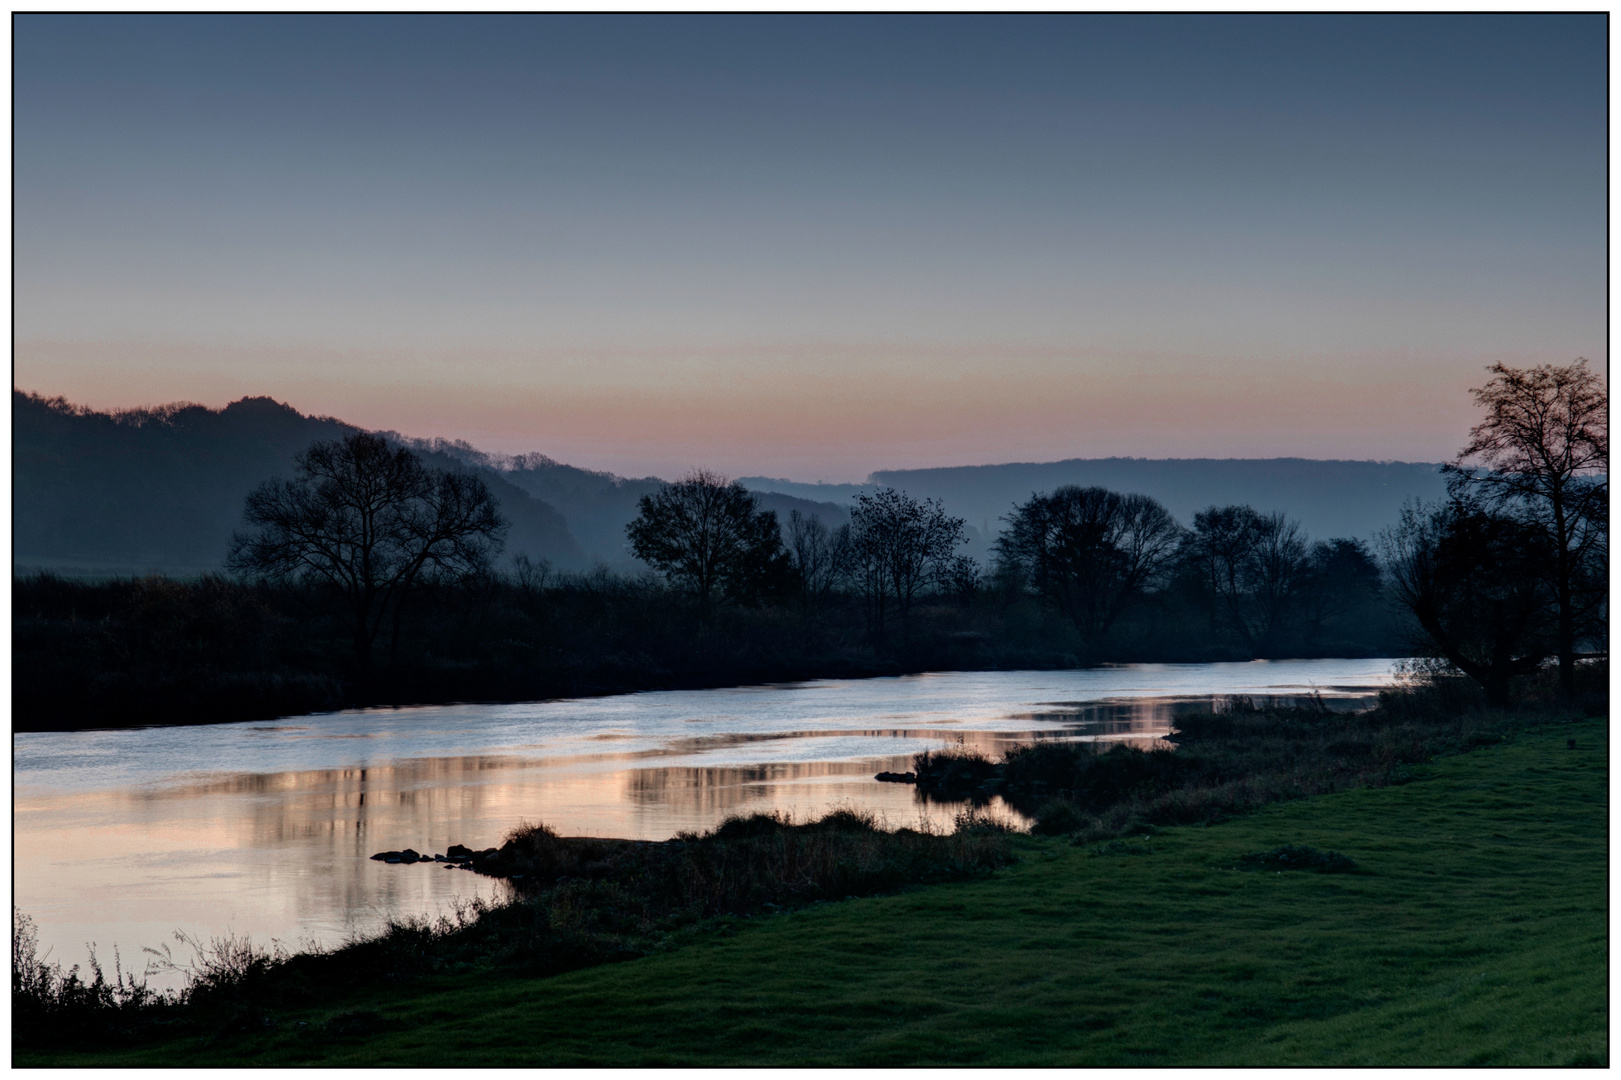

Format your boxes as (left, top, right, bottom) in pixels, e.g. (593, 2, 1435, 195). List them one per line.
(384, 855, 402, 864)
(875, 771, 916, 783)
(446, 844, 473, 859)
(370, 851, 400, 861)
(400, 849, 421, 864)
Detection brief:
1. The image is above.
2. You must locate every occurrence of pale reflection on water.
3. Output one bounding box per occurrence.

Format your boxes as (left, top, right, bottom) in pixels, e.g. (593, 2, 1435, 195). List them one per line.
(14, 660, 1399, 988)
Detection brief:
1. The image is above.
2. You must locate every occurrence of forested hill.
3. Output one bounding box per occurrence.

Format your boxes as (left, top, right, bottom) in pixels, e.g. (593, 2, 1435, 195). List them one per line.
(746, 457, 1448, 542)
(15, 389, 1446, 577)
(417, 444, 852, 569)
(14, 392, 585, 575)
(13, 392, 849, 576)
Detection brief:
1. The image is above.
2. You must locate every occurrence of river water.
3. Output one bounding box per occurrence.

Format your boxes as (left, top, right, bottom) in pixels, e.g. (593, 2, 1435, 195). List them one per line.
(14, 658, 1401, 985)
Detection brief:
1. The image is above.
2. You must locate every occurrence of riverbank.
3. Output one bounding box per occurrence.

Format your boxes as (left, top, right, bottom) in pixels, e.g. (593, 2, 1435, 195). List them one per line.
(14, 570, 1401, 732)
(19, 712, 1606, 1066)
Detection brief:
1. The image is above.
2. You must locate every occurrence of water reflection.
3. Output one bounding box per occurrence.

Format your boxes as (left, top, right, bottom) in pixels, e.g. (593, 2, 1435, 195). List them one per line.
(14, 661, 1399, 987)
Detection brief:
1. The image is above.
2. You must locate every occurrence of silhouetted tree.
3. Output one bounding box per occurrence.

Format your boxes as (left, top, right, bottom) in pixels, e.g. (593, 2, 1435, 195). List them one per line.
(227, 432, 507, 675)
(1443, 358, 1607, 698)
(1298, 538, 1383, 645)
(1381, 496, 1554, 707)
(995, 486, 1182, 654)
(785, 509, 851, 615)
(1183, 506, 1311, 655)
(1248, 511, 1310, 652)
(626, 470, 787, 614)
(940, 554, 983, 610)
(848, 488, 966, 645)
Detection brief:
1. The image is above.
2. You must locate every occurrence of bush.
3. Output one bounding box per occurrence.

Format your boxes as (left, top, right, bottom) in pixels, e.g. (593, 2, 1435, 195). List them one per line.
(1031, 799, 1087, 835)
(1237, 844, 1358, 874)
(912, 748, 1001, 799)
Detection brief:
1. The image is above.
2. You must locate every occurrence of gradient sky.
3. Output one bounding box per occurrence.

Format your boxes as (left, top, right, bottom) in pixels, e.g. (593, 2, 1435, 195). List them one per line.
(14, 14, 1607, 479)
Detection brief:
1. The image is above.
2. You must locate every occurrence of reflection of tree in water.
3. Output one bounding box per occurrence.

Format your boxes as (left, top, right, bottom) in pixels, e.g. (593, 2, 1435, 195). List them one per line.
(1022, 692, 1376, 738)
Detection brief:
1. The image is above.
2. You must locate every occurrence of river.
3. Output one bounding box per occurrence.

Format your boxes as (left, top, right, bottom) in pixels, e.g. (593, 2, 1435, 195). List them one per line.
(14, 658, 1401, 986)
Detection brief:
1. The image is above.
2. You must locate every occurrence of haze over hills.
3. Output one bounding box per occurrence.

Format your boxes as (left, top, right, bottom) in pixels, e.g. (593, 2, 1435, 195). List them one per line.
(744, 458, 1448, 544)
(17, 390, 1445, 577)
(13, 392, 847, 575)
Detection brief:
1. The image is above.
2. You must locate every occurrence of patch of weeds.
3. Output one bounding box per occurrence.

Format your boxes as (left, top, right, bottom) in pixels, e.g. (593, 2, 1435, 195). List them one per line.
(319, 1009, 401, 1040)
(1086, 839, 1154, 857)
(1236, 844, 1358, 874)
(1031, 799, 1087, 836)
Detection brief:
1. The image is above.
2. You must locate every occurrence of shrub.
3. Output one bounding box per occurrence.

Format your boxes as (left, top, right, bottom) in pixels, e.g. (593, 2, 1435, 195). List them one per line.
(1237, 844, 1358, 874)
(1031, 799, 1087, 836)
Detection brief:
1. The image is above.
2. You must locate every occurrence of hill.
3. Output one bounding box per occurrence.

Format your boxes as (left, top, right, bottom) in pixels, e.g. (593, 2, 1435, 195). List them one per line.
(13, 392, 852, 576)
(744, 457, 1449, 543)
(14, 392, 584, 575)
(16, 391, 1448, 577)
(419, 443, 851, 569)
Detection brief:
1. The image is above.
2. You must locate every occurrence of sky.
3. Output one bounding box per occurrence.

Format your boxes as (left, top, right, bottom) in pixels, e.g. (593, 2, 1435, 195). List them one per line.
(13, 14, 1608, 480)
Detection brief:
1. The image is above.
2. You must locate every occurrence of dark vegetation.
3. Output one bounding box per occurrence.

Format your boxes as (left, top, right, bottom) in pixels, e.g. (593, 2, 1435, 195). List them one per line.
(1235, 844, 1358, 874)
(12, 556, 1399, 734)
(18, 359, 1597, 731)
(13, 809, 1013, 1052)
(910, 660, 1604, 839)
(15, 468, 1403, 731)
(1383, 358, 1607, 705)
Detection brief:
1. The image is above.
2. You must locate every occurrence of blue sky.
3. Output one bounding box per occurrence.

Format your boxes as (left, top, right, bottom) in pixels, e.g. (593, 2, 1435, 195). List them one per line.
(14, 14, 1607, 478)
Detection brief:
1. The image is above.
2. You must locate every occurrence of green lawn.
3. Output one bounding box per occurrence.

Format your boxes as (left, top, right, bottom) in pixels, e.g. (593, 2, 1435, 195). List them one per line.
(21, 716, 1607, 1067)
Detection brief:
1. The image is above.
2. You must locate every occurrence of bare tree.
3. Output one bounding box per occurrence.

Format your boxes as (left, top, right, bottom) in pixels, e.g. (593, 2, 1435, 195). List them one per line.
(626, 470, 786, 614)
(1249, 511, 1310, 651)
(848, 488, 965, 645)
(227, 432, 507, 674)
(1444, 358, 1608, 698)
(995, 486, 1182, 653)
(939, 554, 983, 609)
(785, 509, 851, 614)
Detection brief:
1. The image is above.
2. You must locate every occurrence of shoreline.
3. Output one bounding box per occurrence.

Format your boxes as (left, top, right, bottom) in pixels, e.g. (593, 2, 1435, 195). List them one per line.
(17, 712, 1606, 1066)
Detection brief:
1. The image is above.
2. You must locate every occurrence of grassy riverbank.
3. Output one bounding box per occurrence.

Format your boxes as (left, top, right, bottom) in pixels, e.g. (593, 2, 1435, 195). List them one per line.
(20, 713, 1605, 1067)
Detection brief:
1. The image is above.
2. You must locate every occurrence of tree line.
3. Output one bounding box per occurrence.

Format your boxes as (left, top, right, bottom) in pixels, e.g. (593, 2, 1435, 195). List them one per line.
(616, 466, 1391, 658)
(14, 359, 1603, 731)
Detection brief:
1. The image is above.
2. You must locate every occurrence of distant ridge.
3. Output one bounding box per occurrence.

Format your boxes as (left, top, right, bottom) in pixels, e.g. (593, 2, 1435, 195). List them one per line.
(13, 392, 585, 575)
(747, 456, 1448, 542)
(13, 391, 850, 576)
(15, 390, 1448, 577)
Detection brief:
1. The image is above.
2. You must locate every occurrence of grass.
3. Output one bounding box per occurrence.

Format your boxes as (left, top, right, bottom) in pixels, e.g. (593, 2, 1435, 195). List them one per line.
(19, 713, 1606, 1066)
(921, 680, 1559, 840)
